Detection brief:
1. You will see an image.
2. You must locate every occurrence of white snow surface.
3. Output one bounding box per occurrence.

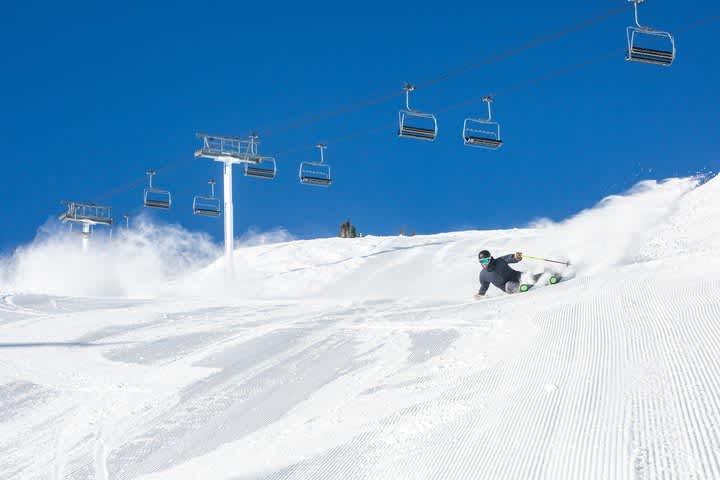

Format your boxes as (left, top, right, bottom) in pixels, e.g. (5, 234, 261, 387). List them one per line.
(1, 176, 720, 479)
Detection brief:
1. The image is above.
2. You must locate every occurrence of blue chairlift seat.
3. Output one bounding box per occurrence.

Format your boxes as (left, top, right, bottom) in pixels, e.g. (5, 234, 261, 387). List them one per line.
(143, 170, 172, 209)
(463, 119, 502, 149)
(626, 29, 675, 66)
(300, 144, 332, 187)
(299, 162, 332, 186)
(193, 179, 221, 217)
(398, 111, 438, 141)
(463, 96, 502, 150)
(625, 1, 675, 67)
(244, 157, 277, 180)
(193, 196, 221, 217)
(397, 84, 437, 141)
(144, 188, 171, 209)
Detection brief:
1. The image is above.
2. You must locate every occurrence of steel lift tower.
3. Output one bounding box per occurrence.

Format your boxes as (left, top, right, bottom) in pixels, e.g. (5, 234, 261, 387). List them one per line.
(194, 133, 267, 279)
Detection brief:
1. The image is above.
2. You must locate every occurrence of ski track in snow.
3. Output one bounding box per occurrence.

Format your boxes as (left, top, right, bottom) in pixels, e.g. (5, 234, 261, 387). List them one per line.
(1, 176, 720, 479)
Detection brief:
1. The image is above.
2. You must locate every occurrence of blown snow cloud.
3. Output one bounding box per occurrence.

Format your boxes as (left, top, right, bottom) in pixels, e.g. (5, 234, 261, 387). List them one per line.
(0, 215, 220, 298)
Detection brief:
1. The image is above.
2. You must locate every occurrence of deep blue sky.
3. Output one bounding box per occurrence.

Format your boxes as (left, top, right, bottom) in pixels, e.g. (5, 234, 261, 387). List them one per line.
(1, 1, 718, 251)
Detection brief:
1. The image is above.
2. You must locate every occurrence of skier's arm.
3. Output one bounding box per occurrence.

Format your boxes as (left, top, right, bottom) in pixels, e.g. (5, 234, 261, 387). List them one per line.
(478, 280, 490, 296)
(500, 252, 522, 264)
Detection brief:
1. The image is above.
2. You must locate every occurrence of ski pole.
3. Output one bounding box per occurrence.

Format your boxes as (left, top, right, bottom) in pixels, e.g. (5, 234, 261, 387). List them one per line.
(523, 255, 571, 266)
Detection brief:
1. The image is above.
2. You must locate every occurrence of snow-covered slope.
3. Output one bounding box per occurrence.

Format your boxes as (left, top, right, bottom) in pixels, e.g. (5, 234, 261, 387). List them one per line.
(1, 176, 719, 479)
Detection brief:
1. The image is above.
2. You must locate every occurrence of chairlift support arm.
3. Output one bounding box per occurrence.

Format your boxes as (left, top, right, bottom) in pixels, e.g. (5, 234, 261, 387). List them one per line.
(483, 96, 494, 121)
(248, 133, 259, 155)
(146, 170, 156, 188)
(630, 0, 649, 30)
(404, 83, 416, 111)
(316, 143, 326, 163)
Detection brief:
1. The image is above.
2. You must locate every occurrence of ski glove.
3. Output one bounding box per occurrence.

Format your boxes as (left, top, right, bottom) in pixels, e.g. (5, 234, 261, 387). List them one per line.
(515, 252, 523, 261)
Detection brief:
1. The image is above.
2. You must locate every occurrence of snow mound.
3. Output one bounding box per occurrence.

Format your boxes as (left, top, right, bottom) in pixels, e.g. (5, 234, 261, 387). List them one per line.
(637, 174, 720, 260)
(171, 176, 701, 301)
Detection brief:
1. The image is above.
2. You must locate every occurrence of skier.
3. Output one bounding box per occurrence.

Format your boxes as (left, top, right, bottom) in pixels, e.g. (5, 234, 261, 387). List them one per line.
(475, 250, 526, 298)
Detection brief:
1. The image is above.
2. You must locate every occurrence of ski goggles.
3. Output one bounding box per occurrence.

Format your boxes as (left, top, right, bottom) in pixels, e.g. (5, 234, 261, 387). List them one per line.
(479, 257, 491, 266)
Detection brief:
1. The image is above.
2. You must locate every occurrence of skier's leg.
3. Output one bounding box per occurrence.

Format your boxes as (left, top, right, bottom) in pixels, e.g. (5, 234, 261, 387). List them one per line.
(520, 272, 543, 285)
(505, 281, 520, 294)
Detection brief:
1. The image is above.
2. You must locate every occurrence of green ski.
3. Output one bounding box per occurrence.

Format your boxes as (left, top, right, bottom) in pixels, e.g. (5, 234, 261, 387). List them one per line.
(520, 275, 562, 293)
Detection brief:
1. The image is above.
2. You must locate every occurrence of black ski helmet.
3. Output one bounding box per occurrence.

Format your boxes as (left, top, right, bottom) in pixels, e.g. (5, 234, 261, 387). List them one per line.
(478, 250, 491, 261)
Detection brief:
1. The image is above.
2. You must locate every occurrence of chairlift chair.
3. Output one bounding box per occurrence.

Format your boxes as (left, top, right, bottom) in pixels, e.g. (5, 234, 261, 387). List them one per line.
(463, 96, 503, 149)
(144, 170, 172, 209)
(243, 134, 277, 180)
(193, 179, 221, 217)
(245, 159, 276, 179)
(299, 144, 332, 187)
(626, 0, 675, 66)
(398, 84, 438, 141)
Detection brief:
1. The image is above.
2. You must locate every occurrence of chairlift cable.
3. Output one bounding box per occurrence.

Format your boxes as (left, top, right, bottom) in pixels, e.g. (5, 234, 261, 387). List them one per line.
(87, 6, 635, 203)
(275, 13, 720, 156)
(259, 6, 629, 138)
(447, 50, 621, 114)
(87, 13, 719, 205)
(276, 53, 620, 151)
(416, 5, 629, 90)
(96, 156, 194, 203)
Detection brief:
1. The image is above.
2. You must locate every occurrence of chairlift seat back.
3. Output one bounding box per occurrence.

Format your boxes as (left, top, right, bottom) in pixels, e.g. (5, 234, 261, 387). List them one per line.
(301, 175, 332, 186)
(465, 136, 503, 149)
(244, 157, 276, 180)
(193, 196, 221, 217)
(144, 188, 172, 209)
(463, 118, 502, 149)
(299, 162, 332, 187)
(626, 27, 675, 66)
(627, 45, 674, 65)
(245, 166, 276, 179)
(398, 110, 437, 141)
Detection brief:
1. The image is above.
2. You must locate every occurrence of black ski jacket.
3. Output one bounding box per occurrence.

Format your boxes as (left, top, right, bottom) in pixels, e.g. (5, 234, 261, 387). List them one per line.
(478, 253, 522, 295)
